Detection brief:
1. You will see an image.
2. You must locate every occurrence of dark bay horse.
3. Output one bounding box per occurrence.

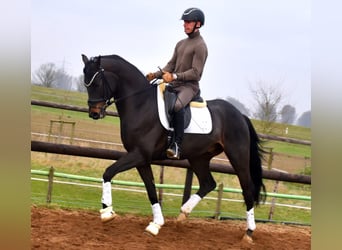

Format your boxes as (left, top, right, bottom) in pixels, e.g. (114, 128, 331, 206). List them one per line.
(81, 54, 266, 242)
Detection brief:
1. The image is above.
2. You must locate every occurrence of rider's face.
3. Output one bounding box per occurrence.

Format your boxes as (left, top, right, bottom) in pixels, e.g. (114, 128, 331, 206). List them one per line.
(183, 21, 198, 34)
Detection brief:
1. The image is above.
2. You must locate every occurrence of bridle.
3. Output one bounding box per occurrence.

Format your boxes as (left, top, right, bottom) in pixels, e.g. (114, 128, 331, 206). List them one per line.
(84, 62, 159, 118)
(84, 66, 115, 117)
(84, 68, 104, 87)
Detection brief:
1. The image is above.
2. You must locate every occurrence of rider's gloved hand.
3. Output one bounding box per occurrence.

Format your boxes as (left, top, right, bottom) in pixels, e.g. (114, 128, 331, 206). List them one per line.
(162, 72, 177, 83)
(146, 72, 156, 81)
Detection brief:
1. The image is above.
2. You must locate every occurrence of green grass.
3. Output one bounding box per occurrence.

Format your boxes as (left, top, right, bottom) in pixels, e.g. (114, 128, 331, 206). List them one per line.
(31, 170, 311, 224)
(31, 85, 311, 225)
(31, 84, 88, 107)
(263, 140, 311, 158)
(31, 105, 120, 126)
(31, 159, 311, 224)
(253, 120, 311, 141)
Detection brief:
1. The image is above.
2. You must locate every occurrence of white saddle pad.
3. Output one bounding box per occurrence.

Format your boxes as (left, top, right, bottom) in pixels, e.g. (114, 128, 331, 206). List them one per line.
(157, 83, 212, 134)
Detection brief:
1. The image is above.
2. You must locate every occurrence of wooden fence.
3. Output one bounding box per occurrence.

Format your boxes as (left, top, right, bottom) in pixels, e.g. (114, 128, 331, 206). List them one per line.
(31, 100, 311, 207)
(31, 99, 311, 146)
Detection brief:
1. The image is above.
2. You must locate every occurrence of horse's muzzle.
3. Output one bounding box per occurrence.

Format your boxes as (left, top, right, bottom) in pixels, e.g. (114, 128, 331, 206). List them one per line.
(88, 102, 106, 120)
(89, 111, 103, 120)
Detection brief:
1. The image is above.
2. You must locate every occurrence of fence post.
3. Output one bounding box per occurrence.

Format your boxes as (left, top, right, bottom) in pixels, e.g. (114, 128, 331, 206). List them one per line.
(48, 120, 76, 144)
(70, 122, 75, 144)
(46, 166, 55, 203)
(267, 147, 274, 170)
(268, 180, 279, 220)
(48, 121, 53, 142)
(266, 146, 278, 220)
(214, 183, 224, 220)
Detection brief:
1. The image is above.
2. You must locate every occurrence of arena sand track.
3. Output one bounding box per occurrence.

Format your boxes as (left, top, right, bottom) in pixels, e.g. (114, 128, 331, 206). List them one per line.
(31, 206, 310, 250)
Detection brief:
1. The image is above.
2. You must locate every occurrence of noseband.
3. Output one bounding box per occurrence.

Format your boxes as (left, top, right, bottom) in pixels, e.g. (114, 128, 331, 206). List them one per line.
(85, 67, 115, 107)
(84, 66, 115, 120)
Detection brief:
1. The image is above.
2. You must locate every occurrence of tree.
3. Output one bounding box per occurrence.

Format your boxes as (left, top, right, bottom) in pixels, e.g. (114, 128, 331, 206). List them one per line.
(226, 97, 250, 116)
(75, 75, 87, 92)
(54, 68, 73, 90)
(32, 62, 74, 90)
(250, 80, 283, 133)
(296, 111, 311, 128)
(280, 104, 296, 125)
(32, 63, 58, 87)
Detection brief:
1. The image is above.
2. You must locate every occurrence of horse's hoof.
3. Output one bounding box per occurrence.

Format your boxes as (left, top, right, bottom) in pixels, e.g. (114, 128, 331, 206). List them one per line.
(145, 222, 161, 236)
(100, 206, 116, 223)
(176, 212, 188, 221)
(241, 233, 254, 245)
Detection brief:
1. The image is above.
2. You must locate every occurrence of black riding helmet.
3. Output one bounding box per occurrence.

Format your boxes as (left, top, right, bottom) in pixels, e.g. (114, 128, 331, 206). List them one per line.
(181, 8, 205, 27)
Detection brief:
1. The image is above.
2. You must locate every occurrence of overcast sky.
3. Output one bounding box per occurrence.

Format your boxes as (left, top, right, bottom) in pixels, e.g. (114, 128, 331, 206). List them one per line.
(31, 0, 311, 116)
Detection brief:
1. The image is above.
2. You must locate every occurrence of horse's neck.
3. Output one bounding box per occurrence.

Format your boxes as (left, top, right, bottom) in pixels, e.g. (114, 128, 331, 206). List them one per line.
(103, 55, 146, 81)
(115, 84, 156, 124)
(113, 77, 151, 103)
(102, 55, 155, 117)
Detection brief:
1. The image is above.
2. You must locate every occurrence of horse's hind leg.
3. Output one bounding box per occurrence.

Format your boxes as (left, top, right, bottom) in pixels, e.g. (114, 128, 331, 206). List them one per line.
(177, 157, 216, 220)
(136, 165, 165, 236)
(225, 147, 256, 242)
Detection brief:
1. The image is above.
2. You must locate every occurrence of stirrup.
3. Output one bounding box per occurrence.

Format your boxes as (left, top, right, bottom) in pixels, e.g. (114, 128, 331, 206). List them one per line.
(166, 142, 180, 159)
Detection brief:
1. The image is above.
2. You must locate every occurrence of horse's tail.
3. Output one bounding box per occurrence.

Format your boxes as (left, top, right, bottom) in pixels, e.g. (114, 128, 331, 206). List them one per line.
(243, 115, 267, 205)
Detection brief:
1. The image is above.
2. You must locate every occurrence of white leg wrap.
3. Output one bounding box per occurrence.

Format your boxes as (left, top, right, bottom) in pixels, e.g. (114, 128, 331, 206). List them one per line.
(246, 208, 256, 231)
(101, 181, 112, 207)
(99, 206, 116, 222)
(152, 203, 164, 226)
(145, 222, 161, 236)
(181, 194, 202, 214)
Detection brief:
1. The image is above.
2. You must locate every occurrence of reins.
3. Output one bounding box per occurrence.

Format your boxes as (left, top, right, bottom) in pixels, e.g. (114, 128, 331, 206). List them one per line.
(111, 79, 164, 105)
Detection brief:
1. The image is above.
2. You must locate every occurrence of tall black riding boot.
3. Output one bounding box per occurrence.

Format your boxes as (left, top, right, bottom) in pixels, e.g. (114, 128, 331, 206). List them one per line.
(166, 108, 184, 159)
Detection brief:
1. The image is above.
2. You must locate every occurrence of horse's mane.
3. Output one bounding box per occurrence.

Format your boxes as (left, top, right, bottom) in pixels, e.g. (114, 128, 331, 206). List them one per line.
(99, 54, 146, 80)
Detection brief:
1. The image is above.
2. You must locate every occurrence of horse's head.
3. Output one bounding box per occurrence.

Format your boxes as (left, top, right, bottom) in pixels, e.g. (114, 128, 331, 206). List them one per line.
(82, 54, 116, 120)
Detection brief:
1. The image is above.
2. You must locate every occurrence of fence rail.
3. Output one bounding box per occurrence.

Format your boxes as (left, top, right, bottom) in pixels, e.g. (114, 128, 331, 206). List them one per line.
(31, 140, 311, 184)
(31, 100, 311, 146)
(31, 169, 311, 201)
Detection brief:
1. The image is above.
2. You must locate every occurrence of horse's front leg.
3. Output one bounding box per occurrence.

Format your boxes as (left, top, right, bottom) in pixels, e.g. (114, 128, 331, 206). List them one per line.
(137, 165, 165, 236)
(177, 158, 217, 221)
(99, 151, 146, 223)
(100, 180, 117, 222)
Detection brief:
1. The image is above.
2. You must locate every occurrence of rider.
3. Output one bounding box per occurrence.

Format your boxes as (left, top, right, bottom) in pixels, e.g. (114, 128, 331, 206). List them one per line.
(146, 7, 208, 159)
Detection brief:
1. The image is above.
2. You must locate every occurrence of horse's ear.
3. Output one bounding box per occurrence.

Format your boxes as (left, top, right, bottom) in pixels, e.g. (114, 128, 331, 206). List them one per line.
(82, 54, 89, 64)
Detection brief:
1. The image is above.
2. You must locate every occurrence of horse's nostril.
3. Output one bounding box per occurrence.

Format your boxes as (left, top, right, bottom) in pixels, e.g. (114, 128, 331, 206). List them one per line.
(90, 112, 100, 120)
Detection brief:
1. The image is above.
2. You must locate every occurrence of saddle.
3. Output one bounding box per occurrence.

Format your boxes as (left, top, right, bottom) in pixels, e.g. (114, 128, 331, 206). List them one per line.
(163, 84, 204, 128)
(157, 82, 212, 134)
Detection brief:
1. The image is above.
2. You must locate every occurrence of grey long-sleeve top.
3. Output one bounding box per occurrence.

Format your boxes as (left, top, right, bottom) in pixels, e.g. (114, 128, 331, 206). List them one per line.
(155, 31, 208, 93)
